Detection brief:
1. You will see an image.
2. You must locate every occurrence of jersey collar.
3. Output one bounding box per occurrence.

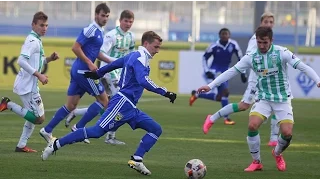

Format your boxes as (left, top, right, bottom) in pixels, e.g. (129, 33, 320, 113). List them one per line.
(138, 46, 152, 59)
(30, 30, 41, 41)
(92, 21, 104, 32)
(116, 26, 127, 35)
(258, 44, 274, 55)
(216, 39, 231, 49)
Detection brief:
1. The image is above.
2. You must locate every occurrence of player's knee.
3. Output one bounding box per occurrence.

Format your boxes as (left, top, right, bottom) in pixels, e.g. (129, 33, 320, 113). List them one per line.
(85, 125, 105, 138)
(248, 122, 260, 131)
(65, 103, 77, 112)
(150, 122, 162, 137)
(34, 116, 45, 124)
(238, 102, 250, 111)
(279, 123, 293, 137)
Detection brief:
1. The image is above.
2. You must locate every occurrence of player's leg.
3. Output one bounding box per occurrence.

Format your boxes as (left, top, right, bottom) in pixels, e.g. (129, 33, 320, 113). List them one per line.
(15, 93, 45, 152)
(268, 114, 279, 146)
(244, 100, 272, 172)
(203, 84, 255, 133)
(127, 110, 162, 175)
(40, 79, 83, 142)
(65, 73, 114, 128)
(216, 82, 236, 125)
(74, 78, 108, 130)
(104, 71, 125, 145)
(189, 72, 217, 106)
(271, 101, 294, 171)
(42, 95, 132, 160)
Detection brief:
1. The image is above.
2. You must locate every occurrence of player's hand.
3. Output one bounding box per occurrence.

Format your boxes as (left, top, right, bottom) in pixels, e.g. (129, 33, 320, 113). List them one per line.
(197, 85, 211, 94)
(317, 82, 320, 88)
(84, 71, 100, 80)
(38, 74, 49, 85)
(205, 71, 215, 80)
(88, 63, 98, 72)
(163, 91, 177, 103)
(49, 52, 59, 61)
(241, 73, 247, 83)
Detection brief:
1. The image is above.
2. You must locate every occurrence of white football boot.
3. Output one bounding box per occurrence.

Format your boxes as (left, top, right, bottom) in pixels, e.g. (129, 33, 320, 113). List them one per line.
(65, 111, 76, 128)
(39, 127, 54, 143)
(128, 156, 151, 175)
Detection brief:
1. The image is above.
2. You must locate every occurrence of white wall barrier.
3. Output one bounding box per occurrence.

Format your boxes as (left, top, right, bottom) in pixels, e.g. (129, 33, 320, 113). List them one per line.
(178, 51, 320, 99)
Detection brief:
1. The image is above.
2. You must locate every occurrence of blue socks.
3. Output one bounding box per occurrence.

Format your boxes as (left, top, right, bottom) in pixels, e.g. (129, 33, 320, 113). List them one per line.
(75, 101, 104, 128)
(45, 105, 70, 133)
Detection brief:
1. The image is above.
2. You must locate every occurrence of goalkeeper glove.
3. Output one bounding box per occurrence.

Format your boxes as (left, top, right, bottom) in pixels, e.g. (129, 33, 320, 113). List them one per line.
(163, 91, 177, 103)
(84, 71, 100, 80)
(241, 73, 247, 83)
(205, 71, 215, 80)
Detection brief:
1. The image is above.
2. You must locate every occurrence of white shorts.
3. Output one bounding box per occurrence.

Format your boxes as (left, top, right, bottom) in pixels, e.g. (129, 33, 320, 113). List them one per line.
(241, 85, 256, 104)
(250, 99, 294, 125)
(19, 92, 44, 117)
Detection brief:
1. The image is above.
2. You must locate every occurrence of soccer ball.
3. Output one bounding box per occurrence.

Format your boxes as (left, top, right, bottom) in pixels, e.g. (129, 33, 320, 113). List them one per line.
(184, 159, 207, 179)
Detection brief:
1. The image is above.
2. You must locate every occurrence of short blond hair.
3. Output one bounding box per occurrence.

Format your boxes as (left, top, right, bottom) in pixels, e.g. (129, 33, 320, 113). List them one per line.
(260, 12, 274, 22)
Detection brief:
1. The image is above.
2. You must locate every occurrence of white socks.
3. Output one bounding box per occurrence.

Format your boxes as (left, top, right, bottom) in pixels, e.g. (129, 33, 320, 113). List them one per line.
(17, 121, 35, 148)
(74, 108, 88, 116)
(247, 134, 261, 161)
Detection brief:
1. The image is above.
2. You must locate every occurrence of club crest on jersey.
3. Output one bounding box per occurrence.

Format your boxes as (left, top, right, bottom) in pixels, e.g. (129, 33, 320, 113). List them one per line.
(269, 53, 278, 64)
(114, 112, 123, 121)
(254, 55, 262, 64)
(158, 61, 175, 83)
(64, 57, 76, 79)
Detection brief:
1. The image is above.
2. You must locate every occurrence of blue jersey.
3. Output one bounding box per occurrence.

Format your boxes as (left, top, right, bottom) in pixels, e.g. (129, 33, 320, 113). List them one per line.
(96, 46, 167, 105)
(71, 21, 104, 73)
(67, 21, 105, 97)
(203, 39, 242, 73)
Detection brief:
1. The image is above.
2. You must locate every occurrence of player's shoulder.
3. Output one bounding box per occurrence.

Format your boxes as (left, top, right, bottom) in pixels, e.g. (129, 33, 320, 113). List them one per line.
(105, 28, 117, 36)
(207, 41, 219, 49)
(83, 23, 100, 38)
(229, 38, 238, 44)
(250, 34, 256, 40)
(23, 35, 39, 46)
(127, 31, 135, 38)
(273, 44, 287, 51)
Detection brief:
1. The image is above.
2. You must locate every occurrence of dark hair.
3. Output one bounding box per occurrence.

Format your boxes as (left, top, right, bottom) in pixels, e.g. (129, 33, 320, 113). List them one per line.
(120, 10, 134, 20)
(219, 28, 230, 35)
(32, 11, 48, 24)
(95, 3, 110, 14)
(141, 31, 162, 45)
(255, 26, 273, 40)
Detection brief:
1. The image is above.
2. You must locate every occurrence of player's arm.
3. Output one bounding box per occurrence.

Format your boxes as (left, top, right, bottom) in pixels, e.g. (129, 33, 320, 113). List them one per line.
(18, 40, 48, 84)
(98, 33, 116, 63)
(198, 55, 251, 93)
(133, 54, 176, 103)
(203, 43, 215, 79)
(45, 52, 59, 63)
(84, 57, 125, 79)
(284, 49, 320, 84)
(72, 29, 97, 70)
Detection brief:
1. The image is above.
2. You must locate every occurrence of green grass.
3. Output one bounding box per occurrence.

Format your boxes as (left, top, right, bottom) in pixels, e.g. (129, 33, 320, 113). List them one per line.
(1, 35, 320, 54)
(0, 90, 320, 178)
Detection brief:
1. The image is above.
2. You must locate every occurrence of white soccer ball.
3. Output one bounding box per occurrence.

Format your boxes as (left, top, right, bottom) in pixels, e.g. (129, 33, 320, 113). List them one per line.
(184, 159, 207, 179)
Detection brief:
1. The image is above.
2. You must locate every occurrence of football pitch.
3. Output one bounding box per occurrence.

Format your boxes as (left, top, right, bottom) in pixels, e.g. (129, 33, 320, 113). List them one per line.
(0, 89, 320, 179)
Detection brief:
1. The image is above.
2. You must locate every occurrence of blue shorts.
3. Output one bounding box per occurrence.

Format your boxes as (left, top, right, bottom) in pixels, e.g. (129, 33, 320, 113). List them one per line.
(96, 94, 153, 132)
(67, 71, 105, 97)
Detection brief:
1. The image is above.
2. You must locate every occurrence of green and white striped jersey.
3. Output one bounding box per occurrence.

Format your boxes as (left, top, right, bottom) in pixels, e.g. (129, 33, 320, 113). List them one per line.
(234, 45, 301, 102)
(13, 30, 45, 95)
(100, 26, 135, 78)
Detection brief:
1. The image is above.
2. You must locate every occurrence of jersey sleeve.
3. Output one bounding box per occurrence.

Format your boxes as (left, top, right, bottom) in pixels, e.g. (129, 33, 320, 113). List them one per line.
(76, 26, 97, 46)
(282, 48, 301, 69)
(202, 43, 215, 72)
(234, 55, 252, 73)
(233, 40, 243, 61)
(133, 53, 167, 95)
(20, 38, 38, 59)
(100, 32, 115, 55)
(97, 56, 124, 77)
